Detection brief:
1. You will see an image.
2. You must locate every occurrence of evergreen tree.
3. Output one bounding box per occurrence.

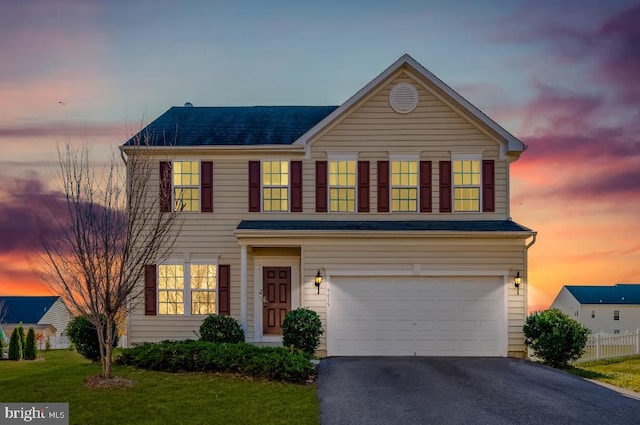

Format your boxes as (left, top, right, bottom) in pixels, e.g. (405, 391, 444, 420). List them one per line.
(24, 328, 37, 360)
(8, 328, 22, 360)
(17, 323, 26, 349)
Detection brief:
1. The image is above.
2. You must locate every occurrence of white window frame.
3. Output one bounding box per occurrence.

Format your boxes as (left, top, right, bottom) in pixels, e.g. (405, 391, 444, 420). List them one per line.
(158, 258, 219, 316)
(157, 264, 186, 315)
(172, 160, 201, 213)
(327, 155, 357, 213)
(261, 160, 290, 212)
(451, 154, 482, 213)
(390, 155, 419, 212)
(614, 310, 620, 321)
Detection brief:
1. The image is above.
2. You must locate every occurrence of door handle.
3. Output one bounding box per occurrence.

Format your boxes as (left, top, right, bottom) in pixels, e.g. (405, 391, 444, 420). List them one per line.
(263, 295, 269, 306)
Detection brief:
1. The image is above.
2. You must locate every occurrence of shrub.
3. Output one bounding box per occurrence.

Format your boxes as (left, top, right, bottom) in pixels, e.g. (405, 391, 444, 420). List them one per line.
(45, 336, 52, 351)
(66, 315, 118, 362)
(23, 328, 37, 360)
(282, 308, 323, 356)
(17, 323, 26, 351)
(8, 328, 22, 360)
(199, 315, 245, 344)
(116, 340, 314, 384)
(523, 308, 589, 368)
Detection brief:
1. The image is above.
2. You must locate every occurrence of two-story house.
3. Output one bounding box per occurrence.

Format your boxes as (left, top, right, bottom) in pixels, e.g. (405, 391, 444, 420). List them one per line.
(551, 284, 640, 334)
(122, 54, 536, 357)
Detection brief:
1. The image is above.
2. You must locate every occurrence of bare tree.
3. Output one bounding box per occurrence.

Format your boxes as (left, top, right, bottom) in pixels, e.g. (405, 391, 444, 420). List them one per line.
(33, 137, 180, 379)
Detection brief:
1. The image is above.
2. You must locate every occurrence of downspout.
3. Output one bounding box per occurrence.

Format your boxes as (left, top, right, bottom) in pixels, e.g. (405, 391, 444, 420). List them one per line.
(119, 147, 131, 347)
(524, 231, 538, 313)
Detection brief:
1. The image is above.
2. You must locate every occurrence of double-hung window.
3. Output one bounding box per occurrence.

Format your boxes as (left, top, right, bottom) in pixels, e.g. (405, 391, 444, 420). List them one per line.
(158, 265, 185, 315)
(391, 159, 418, 212)
(262, 160, 289, 212)
(329, 159, 356, 212)
(173, 161, 200, 212)
(452, 158, 481, 212)
(158, 264, 217, 315)
(614, 310, 620, 321)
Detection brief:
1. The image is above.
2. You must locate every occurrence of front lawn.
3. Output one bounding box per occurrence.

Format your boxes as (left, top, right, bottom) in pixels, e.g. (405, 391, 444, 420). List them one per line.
(0, 350, 319, 425)
(569, 355, 640, 393)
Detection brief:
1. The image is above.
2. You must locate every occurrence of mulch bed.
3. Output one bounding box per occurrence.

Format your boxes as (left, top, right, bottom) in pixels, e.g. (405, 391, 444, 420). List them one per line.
(85, 375, 134, 389)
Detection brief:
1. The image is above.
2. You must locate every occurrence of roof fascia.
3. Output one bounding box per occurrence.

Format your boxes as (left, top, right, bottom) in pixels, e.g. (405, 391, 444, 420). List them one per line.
(293, 53, 527, 155)
(234, 229, 534, 239)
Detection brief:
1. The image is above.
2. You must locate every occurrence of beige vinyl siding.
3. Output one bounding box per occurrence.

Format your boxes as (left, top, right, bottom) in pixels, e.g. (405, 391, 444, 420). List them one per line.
(38, 299, 72, 336)
(306, 71, 508, 218)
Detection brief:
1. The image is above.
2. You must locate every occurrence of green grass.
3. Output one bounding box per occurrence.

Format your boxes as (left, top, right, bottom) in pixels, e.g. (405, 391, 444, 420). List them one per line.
(569, 355, 640, 393)
(0, 350, 319, 425)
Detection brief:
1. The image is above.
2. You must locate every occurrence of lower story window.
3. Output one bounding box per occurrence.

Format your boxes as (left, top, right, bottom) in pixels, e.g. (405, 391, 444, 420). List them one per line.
(158, 264, 217, 315)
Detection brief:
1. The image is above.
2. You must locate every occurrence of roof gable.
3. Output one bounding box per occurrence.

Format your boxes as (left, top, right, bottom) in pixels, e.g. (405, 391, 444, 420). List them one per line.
(293, 54, 526, 155)
(565, 284, 640, 305)
(0, 296, 61, 324)
(124, 106, 338, 147)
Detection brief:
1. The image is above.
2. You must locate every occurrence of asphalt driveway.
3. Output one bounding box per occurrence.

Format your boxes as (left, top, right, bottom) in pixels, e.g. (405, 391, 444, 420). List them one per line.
(316, 357, 640, 425)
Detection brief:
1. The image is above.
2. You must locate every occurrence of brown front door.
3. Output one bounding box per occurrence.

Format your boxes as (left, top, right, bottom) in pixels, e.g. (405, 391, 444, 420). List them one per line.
(262, 267, 291, 335)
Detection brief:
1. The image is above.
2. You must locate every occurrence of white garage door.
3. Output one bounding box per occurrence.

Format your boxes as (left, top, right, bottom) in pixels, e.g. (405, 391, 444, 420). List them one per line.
(327, 276, 505, 356)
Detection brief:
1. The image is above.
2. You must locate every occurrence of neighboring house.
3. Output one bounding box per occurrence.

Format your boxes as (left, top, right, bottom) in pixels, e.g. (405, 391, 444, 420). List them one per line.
(0, 296, 72, 348)
(122, 54, 536, 357)
(551, 284, 640, 334)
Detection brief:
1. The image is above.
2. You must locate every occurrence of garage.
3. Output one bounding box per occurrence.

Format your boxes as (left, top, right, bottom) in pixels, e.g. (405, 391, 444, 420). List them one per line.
(327, 276, 506, 356)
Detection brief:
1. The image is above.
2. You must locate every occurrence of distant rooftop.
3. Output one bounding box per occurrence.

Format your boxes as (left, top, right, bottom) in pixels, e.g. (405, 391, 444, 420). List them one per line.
(0, 296, 60, 324)
(565, 284, 640, 305)
(123, 105, 338, 147)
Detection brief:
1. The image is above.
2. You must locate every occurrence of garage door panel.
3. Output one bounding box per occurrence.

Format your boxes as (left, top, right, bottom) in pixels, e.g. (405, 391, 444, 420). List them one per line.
(328, 276, 504, 356)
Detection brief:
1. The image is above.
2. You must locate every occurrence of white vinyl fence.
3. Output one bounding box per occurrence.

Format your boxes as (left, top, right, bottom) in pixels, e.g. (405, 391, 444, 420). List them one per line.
(576, 329, 640, 362)
(36, 335, 128, 350)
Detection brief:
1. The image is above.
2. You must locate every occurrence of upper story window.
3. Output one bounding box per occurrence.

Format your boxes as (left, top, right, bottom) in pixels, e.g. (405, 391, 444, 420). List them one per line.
(173, 161, 200, 212)
(591, 310, 596, 319)
(262, 160, 289, 212)
(158, 264, 217, 315)
(614, 310, 620, 320)
(452, 159, 481, 212)
(391, 160, 418, 212)
(329, 160, 356, 212)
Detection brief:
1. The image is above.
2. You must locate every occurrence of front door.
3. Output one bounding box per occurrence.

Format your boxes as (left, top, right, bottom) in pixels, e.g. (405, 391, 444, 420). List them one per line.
(262, 267, 291, 335)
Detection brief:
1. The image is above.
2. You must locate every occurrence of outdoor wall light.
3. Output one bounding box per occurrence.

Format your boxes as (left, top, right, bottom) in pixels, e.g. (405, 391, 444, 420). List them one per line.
(514, 271, 522, 295)
(314, 270, 323, 294)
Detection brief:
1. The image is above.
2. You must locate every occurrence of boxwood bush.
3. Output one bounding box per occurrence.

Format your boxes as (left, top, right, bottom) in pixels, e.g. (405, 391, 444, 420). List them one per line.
(523, 308, 589, 368)
(282, 308, 323, 356)
(116, 340, 314, 384)
(199, 315, 245, 344)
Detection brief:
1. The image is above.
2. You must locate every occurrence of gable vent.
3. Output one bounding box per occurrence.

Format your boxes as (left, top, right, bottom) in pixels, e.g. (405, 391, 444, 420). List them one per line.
(389, 82, 419, 114)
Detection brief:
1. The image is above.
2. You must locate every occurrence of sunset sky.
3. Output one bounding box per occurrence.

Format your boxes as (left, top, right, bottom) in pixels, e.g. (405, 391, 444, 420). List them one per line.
(1, 0, 638, 312)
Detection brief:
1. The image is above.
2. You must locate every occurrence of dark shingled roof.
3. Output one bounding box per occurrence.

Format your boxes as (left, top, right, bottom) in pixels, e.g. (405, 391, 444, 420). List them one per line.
(566, 285, 640, 305)
(124, 105, 339, 146)
(0, 296, 60, 324)
(236, 220, 532, 232)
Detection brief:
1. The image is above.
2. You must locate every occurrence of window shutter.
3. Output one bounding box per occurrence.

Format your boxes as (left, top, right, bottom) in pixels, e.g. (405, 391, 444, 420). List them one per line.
(159, 162, 172, 212)
(218, 264, 230, 315)
(482, 160, 495, 212)
(248, 161, 261, 212)
(315, 161, 328, 212)
(290, 161, 303, 212)
(439, 161, 452, 213)
(201, 161, 213, 213)
(144, 265, 157, 316)
(420, 160, 432, 213)
(377, 161, 389, 212)
(357, 161, 370, 212)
